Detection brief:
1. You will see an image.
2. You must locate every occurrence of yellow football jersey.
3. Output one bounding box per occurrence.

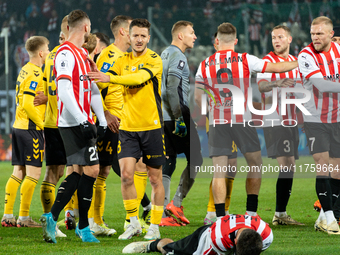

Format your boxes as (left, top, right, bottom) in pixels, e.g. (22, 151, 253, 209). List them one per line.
(13, 62, 45, 130)
(96, 44, 124, 119)
(43, 45, 59, 128)
(110, 49, 163, 132)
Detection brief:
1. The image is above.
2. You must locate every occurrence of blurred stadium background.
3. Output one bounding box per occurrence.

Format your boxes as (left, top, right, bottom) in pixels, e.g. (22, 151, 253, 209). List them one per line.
(0, 0, 337, 160)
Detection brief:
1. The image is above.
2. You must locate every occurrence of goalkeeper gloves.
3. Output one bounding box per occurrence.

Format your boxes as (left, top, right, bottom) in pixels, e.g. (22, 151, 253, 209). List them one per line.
(80, 120, 96, 140)
(173, 117, 187, 137)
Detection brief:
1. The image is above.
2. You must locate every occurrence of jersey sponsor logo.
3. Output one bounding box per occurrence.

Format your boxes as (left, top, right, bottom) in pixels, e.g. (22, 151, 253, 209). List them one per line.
(139, 64, 144, 70)
(150, 53, 157, 58)
(29, 81, 38, 91)
(146, 154, 162, 159)
(33, 70, 40, 77)
(177, 60, 185, 70)
(100, 62, 111, 72)
(131, 66, 137, 72)
(124, 65, 129, 71)
(61, 52, 67, 57)
(79, 74, 91, 81)
(327, 59, 333, 66)
(108, 51, 115, 58)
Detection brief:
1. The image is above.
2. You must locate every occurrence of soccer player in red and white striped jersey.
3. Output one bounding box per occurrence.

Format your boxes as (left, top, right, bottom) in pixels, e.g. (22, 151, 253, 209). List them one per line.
(298, 16, 340, 234)
(257, 25, 304, 226)
(40, 9, 107, 244)
(195, 22, 297, 219)
(122, 214, 273, 255)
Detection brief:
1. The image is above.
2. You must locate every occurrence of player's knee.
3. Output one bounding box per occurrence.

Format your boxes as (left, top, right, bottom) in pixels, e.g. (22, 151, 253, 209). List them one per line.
(121, 171, 134, 186)
(58, 167, 65, 180)
(148, 174, 162, 188)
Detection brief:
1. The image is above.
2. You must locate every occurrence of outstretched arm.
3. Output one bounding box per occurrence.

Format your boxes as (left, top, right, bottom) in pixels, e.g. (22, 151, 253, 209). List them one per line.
(265, 61, 298, 73)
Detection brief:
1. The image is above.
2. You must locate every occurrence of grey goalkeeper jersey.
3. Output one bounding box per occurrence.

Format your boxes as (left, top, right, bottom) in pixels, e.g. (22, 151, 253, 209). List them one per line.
(161, 45, 190, 121)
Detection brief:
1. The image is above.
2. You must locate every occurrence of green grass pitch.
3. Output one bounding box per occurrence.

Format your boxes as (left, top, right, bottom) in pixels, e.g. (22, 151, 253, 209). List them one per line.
(0, 156, 339, 254)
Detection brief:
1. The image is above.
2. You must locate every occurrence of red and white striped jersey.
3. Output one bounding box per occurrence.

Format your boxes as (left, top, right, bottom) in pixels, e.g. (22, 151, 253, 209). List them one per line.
(54, 41, 93, 127)
(195, 49, 267, 124)
(298, 42, 340, 123)
(257, 51, 300, 127)
(207, 214, 273, 254)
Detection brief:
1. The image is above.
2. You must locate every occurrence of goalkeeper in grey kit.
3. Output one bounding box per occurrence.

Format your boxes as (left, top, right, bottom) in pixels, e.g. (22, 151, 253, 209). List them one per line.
(159, 20, 203, 226)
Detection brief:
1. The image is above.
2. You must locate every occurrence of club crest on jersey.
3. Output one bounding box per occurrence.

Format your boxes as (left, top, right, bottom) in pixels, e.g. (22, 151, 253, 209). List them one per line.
(177, 60, 185, 70)
(29, 81, 38, 91)
(131, 66, 137, 72)
(61, 60, 68, 68)
(336, 58, 340, 65)
(100, 62, 111, 72)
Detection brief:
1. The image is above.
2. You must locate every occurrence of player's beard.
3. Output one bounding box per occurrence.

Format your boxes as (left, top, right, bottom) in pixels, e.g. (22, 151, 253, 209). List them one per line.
(313, 42, 326, 52)
(132, 43, 147, 54)
(275, 45, 288, 55)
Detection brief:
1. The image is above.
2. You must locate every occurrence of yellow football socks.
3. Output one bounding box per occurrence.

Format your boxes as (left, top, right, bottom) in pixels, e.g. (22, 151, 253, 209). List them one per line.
(150, 205, 163, 225)
(207, 178, 235, 212)
(207, 180, 215, 212)
(94, 175, 106, 224)
(88, 183, 96, 219)
(19, 176, 38, 217)
(4, 175, 22, 215)
(225, 178, 234, 211)
(124, 199, 139, 218)
(40, 181, 56, 213)
(134, 171, 147, 216)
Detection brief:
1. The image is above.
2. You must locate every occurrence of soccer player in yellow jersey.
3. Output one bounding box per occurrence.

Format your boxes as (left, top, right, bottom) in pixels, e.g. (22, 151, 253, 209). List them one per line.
(89, 18, 165, 240)
(1, 36, 49, 228)
(95, 16, 152, 235)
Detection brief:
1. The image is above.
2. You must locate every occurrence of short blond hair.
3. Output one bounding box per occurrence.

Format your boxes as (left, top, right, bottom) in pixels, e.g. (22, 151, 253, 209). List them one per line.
(82, 33, 97, 55)
(217, 22, 237, 43)
(25, 36, 49, 56)
(312, 16, 333, 29)
(61, 15, 68, 36)
(171, 21, 193, 38)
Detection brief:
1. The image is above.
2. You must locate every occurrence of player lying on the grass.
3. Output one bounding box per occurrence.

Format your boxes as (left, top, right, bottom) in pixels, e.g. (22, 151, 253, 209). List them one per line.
(122, 214, 273, 255)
